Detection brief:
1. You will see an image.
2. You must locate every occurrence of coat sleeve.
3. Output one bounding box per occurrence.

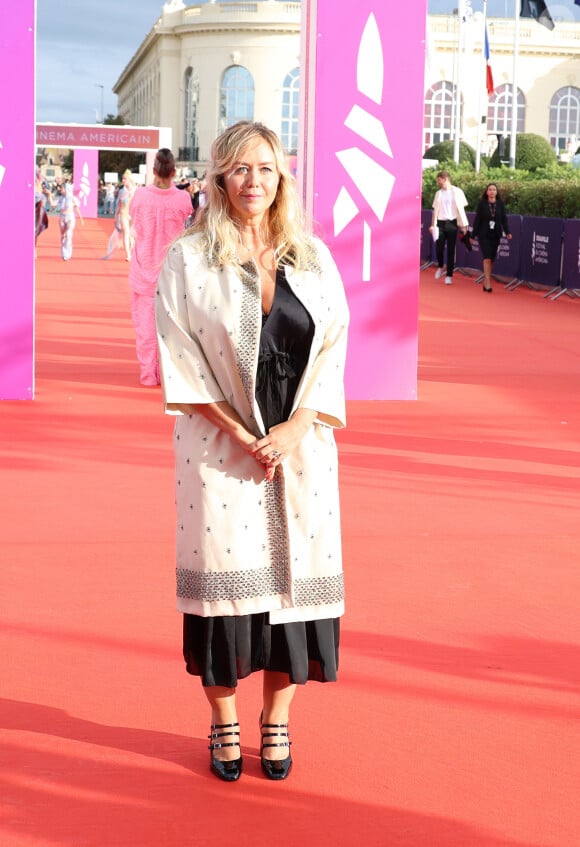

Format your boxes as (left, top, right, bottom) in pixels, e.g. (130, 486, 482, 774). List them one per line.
(297, 240, 350, 429)
(455, 187, 469, 228)
(431, 190, 440, 226)
(155, 240, 226, 408)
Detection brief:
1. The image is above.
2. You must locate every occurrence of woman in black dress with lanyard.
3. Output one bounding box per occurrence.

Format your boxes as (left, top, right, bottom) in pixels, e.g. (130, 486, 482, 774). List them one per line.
(472, 183, 512, 292)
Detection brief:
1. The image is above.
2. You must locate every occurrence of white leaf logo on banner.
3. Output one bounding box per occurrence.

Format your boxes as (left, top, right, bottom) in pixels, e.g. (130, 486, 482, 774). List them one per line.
(78, 160, 91, 207)
(333, 13, 395, 281)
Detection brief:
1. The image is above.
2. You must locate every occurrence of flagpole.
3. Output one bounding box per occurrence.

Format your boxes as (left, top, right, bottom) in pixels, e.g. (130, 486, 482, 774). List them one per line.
(509, 0, 520, 169)
(475, 0, 488, 173)
(453, 0, 465, 163)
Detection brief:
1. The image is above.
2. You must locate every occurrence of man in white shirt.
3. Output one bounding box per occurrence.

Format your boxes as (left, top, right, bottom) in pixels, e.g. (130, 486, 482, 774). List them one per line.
(430, 171, 468, 285)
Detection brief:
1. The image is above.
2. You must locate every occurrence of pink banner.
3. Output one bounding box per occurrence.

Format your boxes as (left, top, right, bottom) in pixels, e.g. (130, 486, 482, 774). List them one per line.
(0, 2, 35, 400)
(304, 1, 427, 399)
(73, 149, 99, 219)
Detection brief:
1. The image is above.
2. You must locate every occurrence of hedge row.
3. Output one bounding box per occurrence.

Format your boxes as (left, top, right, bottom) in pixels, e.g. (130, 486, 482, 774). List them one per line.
(422, 133, 580, 219)
(422, 165, 580, 220)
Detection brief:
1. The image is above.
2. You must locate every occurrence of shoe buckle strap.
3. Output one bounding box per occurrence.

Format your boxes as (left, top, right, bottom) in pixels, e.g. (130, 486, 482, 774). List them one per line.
(209, 740, 240, 750)
(209, 730, 240, 740)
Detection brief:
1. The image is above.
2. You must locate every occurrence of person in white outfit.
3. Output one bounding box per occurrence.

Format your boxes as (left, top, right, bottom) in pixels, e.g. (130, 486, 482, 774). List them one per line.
(430, 171, 468, 285)
(58, 182, 83, 261)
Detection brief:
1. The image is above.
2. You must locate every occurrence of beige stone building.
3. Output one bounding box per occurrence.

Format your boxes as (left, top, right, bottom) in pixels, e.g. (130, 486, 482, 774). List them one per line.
(113, 4, 580, 170)
(426, 14, 580, 159)
(113, 0, 301, 172)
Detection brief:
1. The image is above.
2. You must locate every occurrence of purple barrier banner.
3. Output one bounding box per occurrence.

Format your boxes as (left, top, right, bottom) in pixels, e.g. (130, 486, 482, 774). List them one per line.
(492, 214, 522, 279)
(420, 209, 435, 264)
(73, 149, 99, 219)
(304, 2, 427, 399)
(561, 219, 580, 289)
(520, 217, 563, 286)
(456, 212, 480, 271)
(0, 3, 35, 400)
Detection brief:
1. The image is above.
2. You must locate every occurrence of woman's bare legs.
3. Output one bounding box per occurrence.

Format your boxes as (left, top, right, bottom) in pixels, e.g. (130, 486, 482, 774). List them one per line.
(262, 671, 296, 761)
(121, 219, 133, 261)
(483, 258, 493, 290)
(203, 685, 239, 761)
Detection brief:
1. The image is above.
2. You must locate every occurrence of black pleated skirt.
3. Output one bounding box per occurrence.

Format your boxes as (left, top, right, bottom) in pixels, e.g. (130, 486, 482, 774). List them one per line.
(183, 612, 340, 687)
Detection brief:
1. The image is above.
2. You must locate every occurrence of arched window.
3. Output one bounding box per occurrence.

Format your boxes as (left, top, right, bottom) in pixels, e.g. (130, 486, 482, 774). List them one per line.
(219, 66, 254, 134)
(183, 67, 200, 160)
(487, 84, 525, 136)
(281, 68, 300, 153)
(423, 81, 457, 151)
(550, 86, 580, 152)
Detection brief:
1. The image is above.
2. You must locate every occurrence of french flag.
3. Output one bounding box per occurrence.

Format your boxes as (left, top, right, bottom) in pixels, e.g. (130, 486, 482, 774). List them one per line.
(485, 26, 495, 96)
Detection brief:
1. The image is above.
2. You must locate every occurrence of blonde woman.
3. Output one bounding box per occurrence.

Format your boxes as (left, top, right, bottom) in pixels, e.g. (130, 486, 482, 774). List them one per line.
(116, 170, 135, 260)
(156, 122, 349, 783)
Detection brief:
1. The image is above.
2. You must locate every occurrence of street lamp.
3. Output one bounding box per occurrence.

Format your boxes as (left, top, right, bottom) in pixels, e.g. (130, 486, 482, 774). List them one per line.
(95, 84, 104, 123)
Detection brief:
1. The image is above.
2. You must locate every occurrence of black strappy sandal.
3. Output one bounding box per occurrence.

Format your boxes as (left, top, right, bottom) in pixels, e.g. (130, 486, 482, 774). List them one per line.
(260, 715, 293, 781)
(208, 721, 242, 782)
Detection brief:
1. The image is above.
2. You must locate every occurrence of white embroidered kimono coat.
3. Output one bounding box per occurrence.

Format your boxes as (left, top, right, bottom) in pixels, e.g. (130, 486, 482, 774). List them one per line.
(155, 233, 349, 624)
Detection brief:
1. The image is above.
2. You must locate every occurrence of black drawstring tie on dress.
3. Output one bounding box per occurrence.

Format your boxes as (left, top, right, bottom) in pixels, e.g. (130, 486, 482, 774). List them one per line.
(257, 350, 296, 426)
(257, 350, 296, 391)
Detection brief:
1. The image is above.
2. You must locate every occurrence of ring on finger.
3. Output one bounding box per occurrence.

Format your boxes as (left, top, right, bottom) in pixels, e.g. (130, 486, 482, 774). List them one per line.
(271, 450, 281, 460)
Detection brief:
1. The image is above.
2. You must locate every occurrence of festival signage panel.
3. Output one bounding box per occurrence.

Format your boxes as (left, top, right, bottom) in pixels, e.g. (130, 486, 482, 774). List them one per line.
(520, 216, 564, 286)
(493, 214, 522, 280)
(302, 1, 427, 399)
(36, 124, 162, 151)
(0, 2, 35, 399)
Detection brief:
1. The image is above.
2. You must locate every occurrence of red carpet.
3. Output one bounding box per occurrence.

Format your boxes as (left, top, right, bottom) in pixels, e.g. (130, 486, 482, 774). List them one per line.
(1, 218, 579, 846)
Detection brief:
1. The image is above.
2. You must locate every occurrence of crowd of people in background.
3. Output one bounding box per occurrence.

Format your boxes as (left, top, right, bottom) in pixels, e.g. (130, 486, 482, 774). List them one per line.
(34, 152, 208, 384)
(35, 165, 207, 266)
(35, 170, 208, 221)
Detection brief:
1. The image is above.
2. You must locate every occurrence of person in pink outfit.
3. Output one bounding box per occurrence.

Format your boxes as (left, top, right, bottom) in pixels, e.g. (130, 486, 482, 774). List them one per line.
(128, 149, 193, 386)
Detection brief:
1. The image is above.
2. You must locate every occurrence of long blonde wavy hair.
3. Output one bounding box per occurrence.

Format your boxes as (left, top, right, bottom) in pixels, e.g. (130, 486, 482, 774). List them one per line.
(189, 121, 317, 271)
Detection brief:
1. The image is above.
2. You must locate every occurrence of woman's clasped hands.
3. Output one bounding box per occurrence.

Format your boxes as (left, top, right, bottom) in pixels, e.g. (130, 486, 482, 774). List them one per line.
(248, 409, 317, 482)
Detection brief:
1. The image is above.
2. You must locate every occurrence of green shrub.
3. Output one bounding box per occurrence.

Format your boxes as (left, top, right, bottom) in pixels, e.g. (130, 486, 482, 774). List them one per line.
(423, 140, 476, 167)
(421, 161, 580, 218)
(489, 133, 557, 171)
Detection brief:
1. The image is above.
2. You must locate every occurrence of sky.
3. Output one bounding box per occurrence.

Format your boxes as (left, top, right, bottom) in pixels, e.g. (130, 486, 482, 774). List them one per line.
(36, 0, 580, 125)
